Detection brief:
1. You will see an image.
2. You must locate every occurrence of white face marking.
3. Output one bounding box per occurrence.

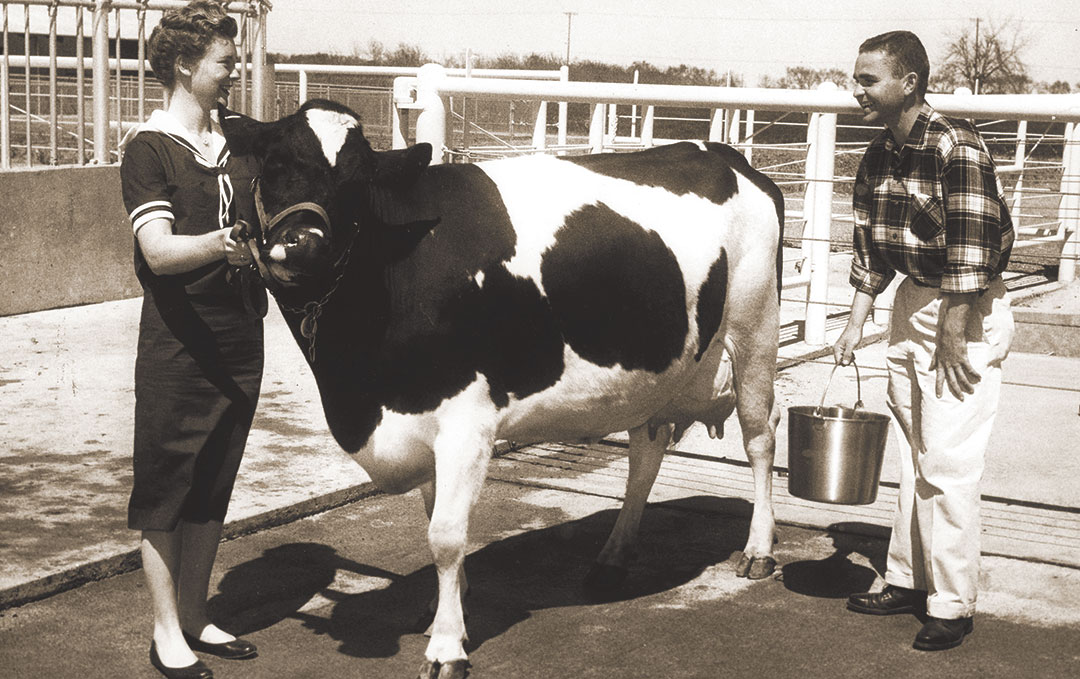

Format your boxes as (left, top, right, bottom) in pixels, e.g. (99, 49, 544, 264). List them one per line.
(305, 108, 358, 167)
(474, 270, 486, 288)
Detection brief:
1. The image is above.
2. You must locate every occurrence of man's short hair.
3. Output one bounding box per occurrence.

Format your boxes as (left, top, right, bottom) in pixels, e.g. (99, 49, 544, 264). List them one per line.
(859, 31, 930, 98)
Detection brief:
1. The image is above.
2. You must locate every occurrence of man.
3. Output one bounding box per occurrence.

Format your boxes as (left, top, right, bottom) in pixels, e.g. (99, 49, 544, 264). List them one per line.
(833, 31, 1015, 651)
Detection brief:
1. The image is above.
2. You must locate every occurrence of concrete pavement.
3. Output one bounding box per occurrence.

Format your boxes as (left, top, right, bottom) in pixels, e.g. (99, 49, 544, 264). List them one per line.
(1, 251, 1078, 670)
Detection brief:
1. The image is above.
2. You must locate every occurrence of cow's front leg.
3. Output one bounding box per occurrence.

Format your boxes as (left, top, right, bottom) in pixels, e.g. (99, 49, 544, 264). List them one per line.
(417, 481, 468, 638)
(419, 383, 497, 679)
(585, 422, 672, 595)
(728, 331, 781, 580)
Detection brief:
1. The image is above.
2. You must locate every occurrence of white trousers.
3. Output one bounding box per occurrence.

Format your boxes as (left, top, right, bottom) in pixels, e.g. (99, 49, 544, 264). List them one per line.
(883, 276, 1014, 619)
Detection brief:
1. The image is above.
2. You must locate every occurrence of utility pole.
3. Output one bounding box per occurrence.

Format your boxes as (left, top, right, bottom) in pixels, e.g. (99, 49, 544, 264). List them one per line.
(564, 11, 576, 65)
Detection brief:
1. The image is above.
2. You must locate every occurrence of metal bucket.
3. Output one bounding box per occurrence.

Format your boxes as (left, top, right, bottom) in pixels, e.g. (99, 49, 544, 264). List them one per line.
(787, 359, 891, 505)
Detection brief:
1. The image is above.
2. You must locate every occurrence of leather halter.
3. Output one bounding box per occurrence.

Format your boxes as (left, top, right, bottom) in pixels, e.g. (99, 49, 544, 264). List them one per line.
(248, 176, 357, 363)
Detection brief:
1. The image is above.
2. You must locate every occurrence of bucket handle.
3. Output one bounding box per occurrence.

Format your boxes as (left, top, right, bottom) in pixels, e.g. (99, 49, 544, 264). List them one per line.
(817, 357, 864, 414)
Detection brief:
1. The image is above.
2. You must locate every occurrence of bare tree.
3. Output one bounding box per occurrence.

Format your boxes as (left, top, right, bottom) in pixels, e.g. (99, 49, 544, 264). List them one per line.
(759, 66, 849, 89)
(933, 19, 1031, 94)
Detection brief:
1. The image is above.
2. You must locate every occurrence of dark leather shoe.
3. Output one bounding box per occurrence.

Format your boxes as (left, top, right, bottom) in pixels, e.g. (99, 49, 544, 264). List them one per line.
(914, 616, 973, 651)
(150, 643, 213, 679)
(846, 585, 927, 615)
(183, 630, 258, 660)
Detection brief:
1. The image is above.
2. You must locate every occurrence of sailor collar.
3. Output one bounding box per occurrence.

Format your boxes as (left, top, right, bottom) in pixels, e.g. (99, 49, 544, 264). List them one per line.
(140, 108, 229, 169)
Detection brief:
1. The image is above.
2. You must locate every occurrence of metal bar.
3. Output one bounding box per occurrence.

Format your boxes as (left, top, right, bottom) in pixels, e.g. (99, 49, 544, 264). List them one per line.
(1, 5, 10, 169)
(48, 0, 57, 164)
(23, 3, 31, 166)
(237, 9, 247, 114)
(251, 2, 266, 119)
(804, 83, 839, 346)
(113, 6, 120, 151)
(274, 63, 563, 80)
(137, 1, 145, 122)
(75, 4, 84, 162)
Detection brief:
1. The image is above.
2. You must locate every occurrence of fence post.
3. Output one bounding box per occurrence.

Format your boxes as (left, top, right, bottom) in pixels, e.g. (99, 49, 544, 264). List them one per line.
(251, 2, 268, 120)
(641, 105, 655, 148)
(1011, 119, 1027, 215)
(557, 65, 568, 148)
(744, 109, 755, 162)
(708, 109, 724, 142)
(298, 68, 308, 106)
(804, 82, 838, 346)
(589, 103, 605, 153)
(92, 1, 110, 163)
(532, 101, 548, 150)
(1060, 121, 1080, 283)
(414, 64, 448, 164)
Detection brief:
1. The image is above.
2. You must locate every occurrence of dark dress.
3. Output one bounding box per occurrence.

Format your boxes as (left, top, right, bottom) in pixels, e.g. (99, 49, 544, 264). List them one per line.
(121, 112, 264, 530)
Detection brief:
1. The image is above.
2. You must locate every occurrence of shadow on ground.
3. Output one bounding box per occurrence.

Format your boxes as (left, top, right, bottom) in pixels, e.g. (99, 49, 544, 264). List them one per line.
(208, 495, 760, 659)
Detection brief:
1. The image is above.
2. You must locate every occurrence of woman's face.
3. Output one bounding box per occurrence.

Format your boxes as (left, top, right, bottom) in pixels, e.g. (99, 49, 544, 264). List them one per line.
(187, 36, 238, 108)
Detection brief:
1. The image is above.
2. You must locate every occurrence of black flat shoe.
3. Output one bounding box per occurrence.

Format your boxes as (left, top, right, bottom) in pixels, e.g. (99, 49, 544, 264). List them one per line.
(150, 643, 213, 679)
(183, 630, 258, 660)
(846, 584, 927, 615)
(913, 616, 973, 651)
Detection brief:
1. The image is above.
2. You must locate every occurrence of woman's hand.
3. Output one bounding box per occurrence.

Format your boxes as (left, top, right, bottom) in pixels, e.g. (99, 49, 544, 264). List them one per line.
(222, 225, 252, 267)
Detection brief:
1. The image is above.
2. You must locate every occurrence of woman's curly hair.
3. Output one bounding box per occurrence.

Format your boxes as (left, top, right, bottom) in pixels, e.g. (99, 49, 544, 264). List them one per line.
(148, 1, 238, 89)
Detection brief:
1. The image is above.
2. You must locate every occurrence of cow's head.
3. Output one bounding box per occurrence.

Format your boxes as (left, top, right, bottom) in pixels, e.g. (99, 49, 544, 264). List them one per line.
(220, 100, 433, 295)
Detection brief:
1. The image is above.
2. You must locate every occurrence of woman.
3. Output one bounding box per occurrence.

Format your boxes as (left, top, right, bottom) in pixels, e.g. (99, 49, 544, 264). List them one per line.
(120, 3, 264, 677)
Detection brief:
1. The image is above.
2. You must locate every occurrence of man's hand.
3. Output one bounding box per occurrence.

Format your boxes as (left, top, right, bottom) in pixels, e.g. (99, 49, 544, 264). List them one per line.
(931, 293, 980, 400)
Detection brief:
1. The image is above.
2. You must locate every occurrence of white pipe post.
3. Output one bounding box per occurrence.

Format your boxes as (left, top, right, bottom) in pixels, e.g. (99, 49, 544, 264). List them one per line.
(415, 64, 448, 164)
(802, 111, 819, 263)
(251, 4, 267, 120)
(1059, 121, 1080, 282)
(641, 105, 655, 148)
(298, 68, 308, 106)
(606, 102, 618, 142)
(744, 109, 755, 162)
(708, 109, 724, 142)
(804, 82, 838, 346)
(532, 101, 548, 150)
(557, 65, 569, 149)
(1011, 119, 1027, 215)
(92, 1, 109, 163)
(728, 109, 741, 146)
(589, 103, 605, 153)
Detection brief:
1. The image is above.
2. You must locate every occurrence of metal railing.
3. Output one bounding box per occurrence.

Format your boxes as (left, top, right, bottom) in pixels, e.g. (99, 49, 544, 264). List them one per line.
(398, 65, 1080, 344)
(1, 0, 269, 169)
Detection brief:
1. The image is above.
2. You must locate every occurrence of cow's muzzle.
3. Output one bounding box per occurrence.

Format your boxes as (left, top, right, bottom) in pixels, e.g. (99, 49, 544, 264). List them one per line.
(251, 177, 334, 288)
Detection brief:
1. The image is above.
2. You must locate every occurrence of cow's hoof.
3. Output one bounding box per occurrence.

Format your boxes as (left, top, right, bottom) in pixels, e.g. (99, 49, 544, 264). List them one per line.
(735, 554, 777, 580)
(583, 563, 627, 597)
(417, 660, 469, 679)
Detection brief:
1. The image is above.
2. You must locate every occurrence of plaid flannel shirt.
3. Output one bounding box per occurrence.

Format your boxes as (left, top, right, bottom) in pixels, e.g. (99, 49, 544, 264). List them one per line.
(850, 103, 1014, 296)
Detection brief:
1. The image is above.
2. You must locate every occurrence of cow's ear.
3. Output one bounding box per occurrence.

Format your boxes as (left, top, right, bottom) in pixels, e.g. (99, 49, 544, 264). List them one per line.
(218, 104, 272, 156)
(374, 143, 432, 189)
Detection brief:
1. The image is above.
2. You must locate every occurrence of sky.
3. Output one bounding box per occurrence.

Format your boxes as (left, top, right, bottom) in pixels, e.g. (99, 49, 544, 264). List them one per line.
(264, 0, 1080, 87)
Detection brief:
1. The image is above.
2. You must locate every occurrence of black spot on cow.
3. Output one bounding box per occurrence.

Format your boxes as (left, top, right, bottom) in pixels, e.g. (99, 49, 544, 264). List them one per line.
(695, 249, 728, 361)
(562, 142, 739, 206)
(541, 203, 688, 373)
(469, 267, 565, 406)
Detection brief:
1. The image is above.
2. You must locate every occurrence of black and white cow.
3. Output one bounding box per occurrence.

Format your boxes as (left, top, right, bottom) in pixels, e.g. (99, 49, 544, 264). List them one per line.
(222, 99, 783, 678)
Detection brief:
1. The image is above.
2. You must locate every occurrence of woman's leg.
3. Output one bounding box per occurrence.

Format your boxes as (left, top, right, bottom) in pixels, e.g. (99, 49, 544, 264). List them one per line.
(142, 529, 200, 667)
(177, 519, 236, 643)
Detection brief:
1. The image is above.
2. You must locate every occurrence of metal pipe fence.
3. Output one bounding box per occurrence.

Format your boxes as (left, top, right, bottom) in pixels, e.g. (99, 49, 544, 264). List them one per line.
(399, 66, 1080, 344)
(1, 0, 269, 169)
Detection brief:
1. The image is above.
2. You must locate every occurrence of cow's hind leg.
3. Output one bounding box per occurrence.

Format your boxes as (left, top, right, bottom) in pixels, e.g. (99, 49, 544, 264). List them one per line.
(584, 422, 672, 596)
(727, 332, 781, 580)
(419, 382, 497, 679)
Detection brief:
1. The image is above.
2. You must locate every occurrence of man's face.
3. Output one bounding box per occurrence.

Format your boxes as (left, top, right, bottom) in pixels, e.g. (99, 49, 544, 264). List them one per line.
(852, 49, 912, 125)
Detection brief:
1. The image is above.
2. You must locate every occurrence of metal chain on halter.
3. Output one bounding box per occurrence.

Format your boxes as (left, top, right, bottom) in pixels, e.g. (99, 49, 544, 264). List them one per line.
(278, 234, 359, 364)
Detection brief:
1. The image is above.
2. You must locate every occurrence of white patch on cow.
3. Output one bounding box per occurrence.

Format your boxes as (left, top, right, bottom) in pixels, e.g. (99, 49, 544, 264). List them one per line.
(474, 270, 485, 288)
(269, 243, 287, 262)
(305, 108, 358, 167)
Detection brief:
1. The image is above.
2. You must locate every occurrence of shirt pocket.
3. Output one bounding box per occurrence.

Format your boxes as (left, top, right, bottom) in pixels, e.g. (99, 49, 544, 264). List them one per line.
(909, 192, 944, 242)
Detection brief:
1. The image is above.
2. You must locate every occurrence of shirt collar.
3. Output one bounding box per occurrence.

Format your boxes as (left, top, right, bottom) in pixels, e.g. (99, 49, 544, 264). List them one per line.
(884, 102, 933, 153)
(140, 109, 228, 167)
